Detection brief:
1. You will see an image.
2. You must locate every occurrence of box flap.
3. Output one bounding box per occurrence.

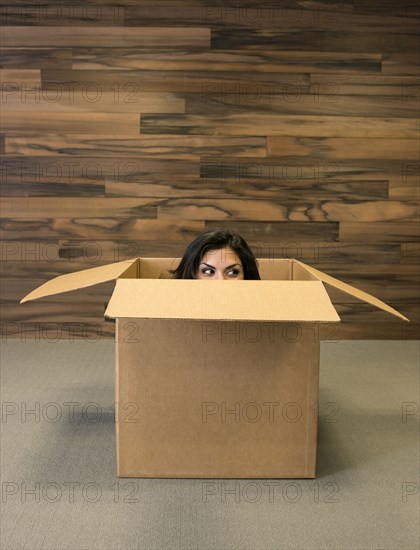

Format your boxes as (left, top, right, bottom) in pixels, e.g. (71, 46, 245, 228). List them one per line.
(294, 260, 409, 322)
(20, 259, 139, 303)
(105, 279, 340, 322)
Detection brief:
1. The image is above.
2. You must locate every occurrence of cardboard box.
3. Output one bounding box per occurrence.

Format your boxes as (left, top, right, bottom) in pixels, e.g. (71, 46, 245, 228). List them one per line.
(21, 258, 408, 478)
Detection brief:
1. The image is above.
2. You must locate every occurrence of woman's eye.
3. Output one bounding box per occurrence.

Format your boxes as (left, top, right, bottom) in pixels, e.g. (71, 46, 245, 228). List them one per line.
(202, 268, 214, 275)
(227, 269, 240, 276)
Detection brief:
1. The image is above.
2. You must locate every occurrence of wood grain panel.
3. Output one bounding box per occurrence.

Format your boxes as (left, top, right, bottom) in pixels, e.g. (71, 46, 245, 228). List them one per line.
(211, 29, 419, 52)
(4, 135, 267, 158)
(267, 137, 419, 160)
(0, 218, 204, 241)
(1, 68, 40, 89)
(140, 114, 417, 138)
(1, 179, 105, 197)
(71, 48, 382, 73)
(382, 53, 420, 75)
(200, 157, 408, 185)
(40, 69, 309, 93)
(0, 26, 210, 47)
(187, 93, 417, 118)
(1, 112, 140, 134)
(340, 222, 420, 242)
(309, 74, 420, 96)
(122, 5, 417, 34)
(1, 0, 418, 339)
(1, 197, 159, 218)
(1, 49, 72, 68)
(1, 156, 198, 186)
(107, 179, 388, 200)
(2, 92, 185, 114)
(0, 2, 124, 26)
(158, 198, 419, 222)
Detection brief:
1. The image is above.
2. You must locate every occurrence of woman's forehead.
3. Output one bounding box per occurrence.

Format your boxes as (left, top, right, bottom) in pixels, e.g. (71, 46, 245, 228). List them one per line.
(200, 247, 241, 264)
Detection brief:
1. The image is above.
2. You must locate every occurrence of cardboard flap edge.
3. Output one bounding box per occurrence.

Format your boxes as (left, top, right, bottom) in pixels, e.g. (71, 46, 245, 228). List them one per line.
(295, 261, 410, 322)
(20, 259, 138, 303)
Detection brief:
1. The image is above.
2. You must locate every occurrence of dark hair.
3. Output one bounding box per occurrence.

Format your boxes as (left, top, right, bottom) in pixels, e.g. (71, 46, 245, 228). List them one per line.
(171, 228, 261, 280)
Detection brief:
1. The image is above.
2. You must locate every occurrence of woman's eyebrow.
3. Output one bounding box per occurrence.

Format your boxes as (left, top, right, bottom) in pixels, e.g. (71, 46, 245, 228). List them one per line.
(200, 262, 241, 269)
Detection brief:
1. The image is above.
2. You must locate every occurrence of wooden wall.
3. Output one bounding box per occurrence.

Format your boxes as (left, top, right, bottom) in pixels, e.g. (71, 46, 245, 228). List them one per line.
(1, 0, 419, 340)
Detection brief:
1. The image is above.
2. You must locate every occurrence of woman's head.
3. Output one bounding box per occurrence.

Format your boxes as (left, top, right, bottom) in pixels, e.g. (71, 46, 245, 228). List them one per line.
(171, 228, 261, 280)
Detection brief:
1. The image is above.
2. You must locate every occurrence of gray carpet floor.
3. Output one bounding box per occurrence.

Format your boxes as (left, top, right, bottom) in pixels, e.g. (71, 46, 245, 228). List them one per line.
(1, 339, 419, 550)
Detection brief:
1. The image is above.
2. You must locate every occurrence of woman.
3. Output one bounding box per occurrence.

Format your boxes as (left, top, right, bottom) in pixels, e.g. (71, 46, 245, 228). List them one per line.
(171, 228, 261, 280)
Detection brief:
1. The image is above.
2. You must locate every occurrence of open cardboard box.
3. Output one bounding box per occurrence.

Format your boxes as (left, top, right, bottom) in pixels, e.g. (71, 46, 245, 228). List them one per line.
(21, 258, 408, 478)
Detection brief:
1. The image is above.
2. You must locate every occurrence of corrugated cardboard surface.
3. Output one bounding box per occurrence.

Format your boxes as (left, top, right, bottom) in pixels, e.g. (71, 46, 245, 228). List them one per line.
(20, 259, 137, 303)
(105, 279, 341, 322)
(116, 319, 319, 478)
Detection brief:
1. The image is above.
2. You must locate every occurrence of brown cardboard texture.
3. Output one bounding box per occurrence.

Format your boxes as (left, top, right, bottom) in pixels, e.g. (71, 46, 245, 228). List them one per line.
(21, 258, 408, 478)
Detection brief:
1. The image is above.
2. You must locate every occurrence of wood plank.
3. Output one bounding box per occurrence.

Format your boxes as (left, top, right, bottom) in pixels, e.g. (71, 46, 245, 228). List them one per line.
(0, 179, 105, 197)
(158, 198, 419, 222)
(123, 3, 351, 28)
(4, 301, 107, 323)
(0, 49, 72, 68)
(187, 92, 417, 118)
(0, 244, 185, 278)
(1, 156, 198, 185)
(320, 200, 419, 222)
(0, 26, 210, 48)
(340, 222, 420, 242)
(353, 0, 418, 17)
(0, 219, 204, 241)
(205, 220, 339, 242)
(211, 29, 418, 52)
(1, 197, 159, 218)
(122, 4, 417, 33)
(400, 243, 420, 264)
(4, 134, 267, 158)
(40, 69, 309, 93)
(390, 176, 420, 199)
(71, 48, 382, 74)
(0, 3, 124, 26)
(140, 114, 417, 138)
(267, 137, 419, 160)
(200, 157, 408, 185)
(382, 53, 420, 76)
(1, 69, 41, 90)
(310, 74, 420, 97)
(1, 92, 185, 114)
(1, 112, 140, 134)
(107, 179, 388, 200)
